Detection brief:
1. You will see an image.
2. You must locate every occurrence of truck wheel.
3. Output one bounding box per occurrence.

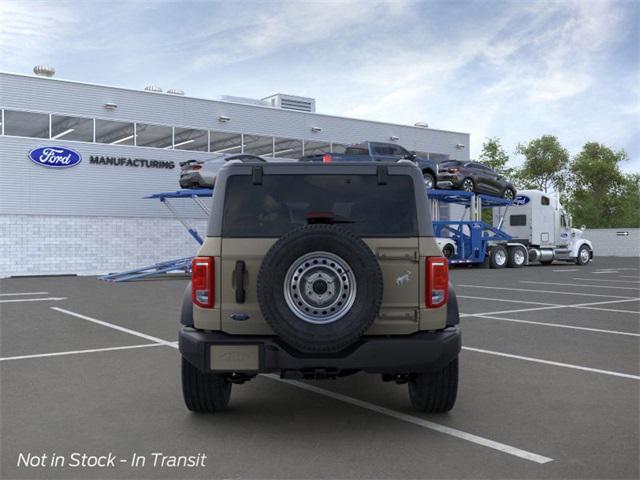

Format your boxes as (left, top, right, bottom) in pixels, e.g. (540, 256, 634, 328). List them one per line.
(423, 172, 435, 190)
(181, 358, 232, 413)
(507, 246, 526, 268)
(576, 245, 591, 265)
(409, 358, 458, 413)
(257, 224, 383, 353)
(502, 188, 516, 201)
(490, 245, 507, 269)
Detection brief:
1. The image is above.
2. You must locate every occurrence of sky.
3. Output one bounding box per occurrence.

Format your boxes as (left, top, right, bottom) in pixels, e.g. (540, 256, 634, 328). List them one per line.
(1, 0, 638, 172)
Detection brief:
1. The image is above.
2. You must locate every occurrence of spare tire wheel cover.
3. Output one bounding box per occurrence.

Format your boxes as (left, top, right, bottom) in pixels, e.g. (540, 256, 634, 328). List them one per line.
(257, 224, 383, 353)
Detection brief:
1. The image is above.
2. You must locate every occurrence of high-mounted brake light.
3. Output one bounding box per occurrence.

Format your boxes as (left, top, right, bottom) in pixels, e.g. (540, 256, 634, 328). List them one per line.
(426, 257, 448, 308)
(322, 153, 332, 163)
(192, 257, 215, 308)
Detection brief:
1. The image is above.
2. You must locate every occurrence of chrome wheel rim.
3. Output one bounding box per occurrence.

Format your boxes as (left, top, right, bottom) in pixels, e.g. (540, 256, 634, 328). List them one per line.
(424, 175, 434, 189)
(580, 247, 590, 263)
(495, 249, 507, 265)
(284, 251, 356, 324)
(514, 248, 525, 265)
(462, 179, 474, 192)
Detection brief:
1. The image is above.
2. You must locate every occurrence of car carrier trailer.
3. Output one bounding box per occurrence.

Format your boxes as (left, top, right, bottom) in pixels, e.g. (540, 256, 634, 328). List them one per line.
(428, 189, 593, 267)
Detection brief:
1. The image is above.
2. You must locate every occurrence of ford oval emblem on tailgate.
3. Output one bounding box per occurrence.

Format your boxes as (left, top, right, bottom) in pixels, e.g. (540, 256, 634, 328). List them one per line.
(230, 313, 250, 321)
(28, 146, 82, 168)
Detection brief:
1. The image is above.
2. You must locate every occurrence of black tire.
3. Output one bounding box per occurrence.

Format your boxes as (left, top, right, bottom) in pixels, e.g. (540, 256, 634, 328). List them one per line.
(257, 224, 383, 353)
(461, 177, 475, 192)
(503, 187, 516, 201)
(489, 245, 507, 269)
(181, 358, 231, 413)
(442, 243, 455, 259)
(507, 246, 526, 268)
(409, 358, 458, 413)
(423, 171, 435, 190)
(576, 245, 591, 265)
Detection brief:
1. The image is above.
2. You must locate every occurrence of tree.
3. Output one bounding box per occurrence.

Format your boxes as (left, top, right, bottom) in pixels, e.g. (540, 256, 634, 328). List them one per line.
(565, 142, 638, 228)
(515, 135, 569, 193)
(479, 137, 513, 176)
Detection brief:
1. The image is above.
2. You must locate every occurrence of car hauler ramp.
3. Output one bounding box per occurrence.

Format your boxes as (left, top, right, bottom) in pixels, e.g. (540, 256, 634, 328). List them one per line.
(99, 188, 213, 282)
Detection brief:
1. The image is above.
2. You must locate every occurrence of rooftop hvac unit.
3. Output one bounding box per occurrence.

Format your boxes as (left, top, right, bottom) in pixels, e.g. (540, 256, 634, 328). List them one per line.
(144, 85, 163, 93)
(262, 94, 316, 113)
(33, 65, 55, 77)
(167, 89, 185, 95)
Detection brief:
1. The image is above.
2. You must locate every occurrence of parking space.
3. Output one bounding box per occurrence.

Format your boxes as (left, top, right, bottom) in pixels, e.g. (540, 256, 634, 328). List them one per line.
(1, 257, 638, 479)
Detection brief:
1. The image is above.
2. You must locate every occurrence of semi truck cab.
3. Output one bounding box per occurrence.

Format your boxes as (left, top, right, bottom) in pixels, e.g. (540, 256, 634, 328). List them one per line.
(494, 190, 593, 265)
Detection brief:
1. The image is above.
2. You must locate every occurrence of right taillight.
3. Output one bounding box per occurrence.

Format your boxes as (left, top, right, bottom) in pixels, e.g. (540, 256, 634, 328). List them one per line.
(322, 153, 332, 163)
(426, 257, 448, 308)
(192, 257, 215, 308)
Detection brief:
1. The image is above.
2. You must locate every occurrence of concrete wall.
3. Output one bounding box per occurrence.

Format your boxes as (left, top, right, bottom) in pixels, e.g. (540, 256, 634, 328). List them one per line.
(0, 215, 207, 278)
(584, 228, 640, 257)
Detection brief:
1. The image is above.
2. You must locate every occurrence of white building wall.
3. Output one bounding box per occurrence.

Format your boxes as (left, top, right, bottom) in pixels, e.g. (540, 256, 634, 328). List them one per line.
(0, 215, 207, 277)
(584, 228, 640, 257)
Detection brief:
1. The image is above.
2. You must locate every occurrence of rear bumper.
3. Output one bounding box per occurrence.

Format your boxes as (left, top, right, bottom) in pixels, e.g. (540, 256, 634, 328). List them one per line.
(179, 326, 461, 375)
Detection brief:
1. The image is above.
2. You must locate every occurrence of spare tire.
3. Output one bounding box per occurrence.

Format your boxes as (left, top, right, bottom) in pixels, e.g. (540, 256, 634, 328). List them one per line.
(257, 224, 383, 353)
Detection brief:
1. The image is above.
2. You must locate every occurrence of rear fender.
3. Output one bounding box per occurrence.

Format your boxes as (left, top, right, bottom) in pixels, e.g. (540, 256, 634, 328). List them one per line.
(446, 283, 459, 327)
(180, 282, 193, 327)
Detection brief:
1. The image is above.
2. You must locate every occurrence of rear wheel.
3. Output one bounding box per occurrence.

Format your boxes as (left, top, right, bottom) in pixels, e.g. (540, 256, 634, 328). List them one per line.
(409, 358, 458, 413)
(182, 358, 232, 413)
(507, 246, 526, 268)
(503, 188, 516, 201)
(442, 243, 455, 259)
(461, 178, 475, 192)
(490, 245, 507, 269)
(423, 172, 435, 190)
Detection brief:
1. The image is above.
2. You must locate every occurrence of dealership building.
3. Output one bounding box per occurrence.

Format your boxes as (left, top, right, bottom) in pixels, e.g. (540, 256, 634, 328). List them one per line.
(0, 69, 470, 278)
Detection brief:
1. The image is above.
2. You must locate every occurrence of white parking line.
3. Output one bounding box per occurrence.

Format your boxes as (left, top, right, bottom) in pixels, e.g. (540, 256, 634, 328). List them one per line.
(462, 347, 640, 380)
(0, 292, 49, 296)
(0, 297, 67, 304)
(457, 295, 559, 307)
(0, 343, 164, 362)
(552, 269, 579, 272)
(51, 307, 176, 346)
(459, 298, 640, 317)
(521, 281, 640, 291)
(573, 278, 640, 284)
(456, 284, 637, 299)
(465, 314, 640, 337)
(621, 275, 640, 279)
(267, 375, 553, 464)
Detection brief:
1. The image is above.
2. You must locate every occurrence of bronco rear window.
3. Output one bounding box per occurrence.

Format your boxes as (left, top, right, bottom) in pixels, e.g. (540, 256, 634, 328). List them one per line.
(222, 174, 417, 237)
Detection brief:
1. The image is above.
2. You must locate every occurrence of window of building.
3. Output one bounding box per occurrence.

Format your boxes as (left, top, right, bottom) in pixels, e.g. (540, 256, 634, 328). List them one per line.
(243, 134, 274, 156)
(4, 110, 49, 138)
(274, 137, 303, 158)
(51, 114, 93, 142)
(303, 140, 330, 156)
(135, 123, 173, 148)
(510, 215, 527, 226)
(173, 127, 208, 151)
(210, 131, 243, 154)
(95, 119, 135, 145)
(429, 153, 450, 162)
(331, 143, 348, 154)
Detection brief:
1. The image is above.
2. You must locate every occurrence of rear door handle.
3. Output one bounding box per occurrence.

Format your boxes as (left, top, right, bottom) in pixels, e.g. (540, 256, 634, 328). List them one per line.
(234, 260, 246, 303)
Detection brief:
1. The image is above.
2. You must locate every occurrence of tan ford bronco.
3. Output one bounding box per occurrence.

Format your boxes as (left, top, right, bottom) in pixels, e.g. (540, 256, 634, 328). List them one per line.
(179, 161, 461, 413)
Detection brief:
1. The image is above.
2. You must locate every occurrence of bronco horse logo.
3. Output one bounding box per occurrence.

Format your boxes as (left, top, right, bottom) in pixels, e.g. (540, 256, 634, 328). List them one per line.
(396, 270, 412, 286)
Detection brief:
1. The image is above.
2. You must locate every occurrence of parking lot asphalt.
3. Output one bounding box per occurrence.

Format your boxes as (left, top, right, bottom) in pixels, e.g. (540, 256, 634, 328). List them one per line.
(1, 256, 638, 479)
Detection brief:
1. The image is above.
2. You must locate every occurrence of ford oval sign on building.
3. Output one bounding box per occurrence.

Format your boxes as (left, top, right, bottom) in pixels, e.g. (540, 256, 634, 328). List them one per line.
(28, 146, 82, 168)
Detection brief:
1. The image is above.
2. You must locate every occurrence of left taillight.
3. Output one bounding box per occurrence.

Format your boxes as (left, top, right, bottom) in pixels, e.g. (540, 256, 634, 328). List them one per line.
(192, 257, 215, 308)
(426, 257, 448, 308)
(322, 153, 332, 163)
